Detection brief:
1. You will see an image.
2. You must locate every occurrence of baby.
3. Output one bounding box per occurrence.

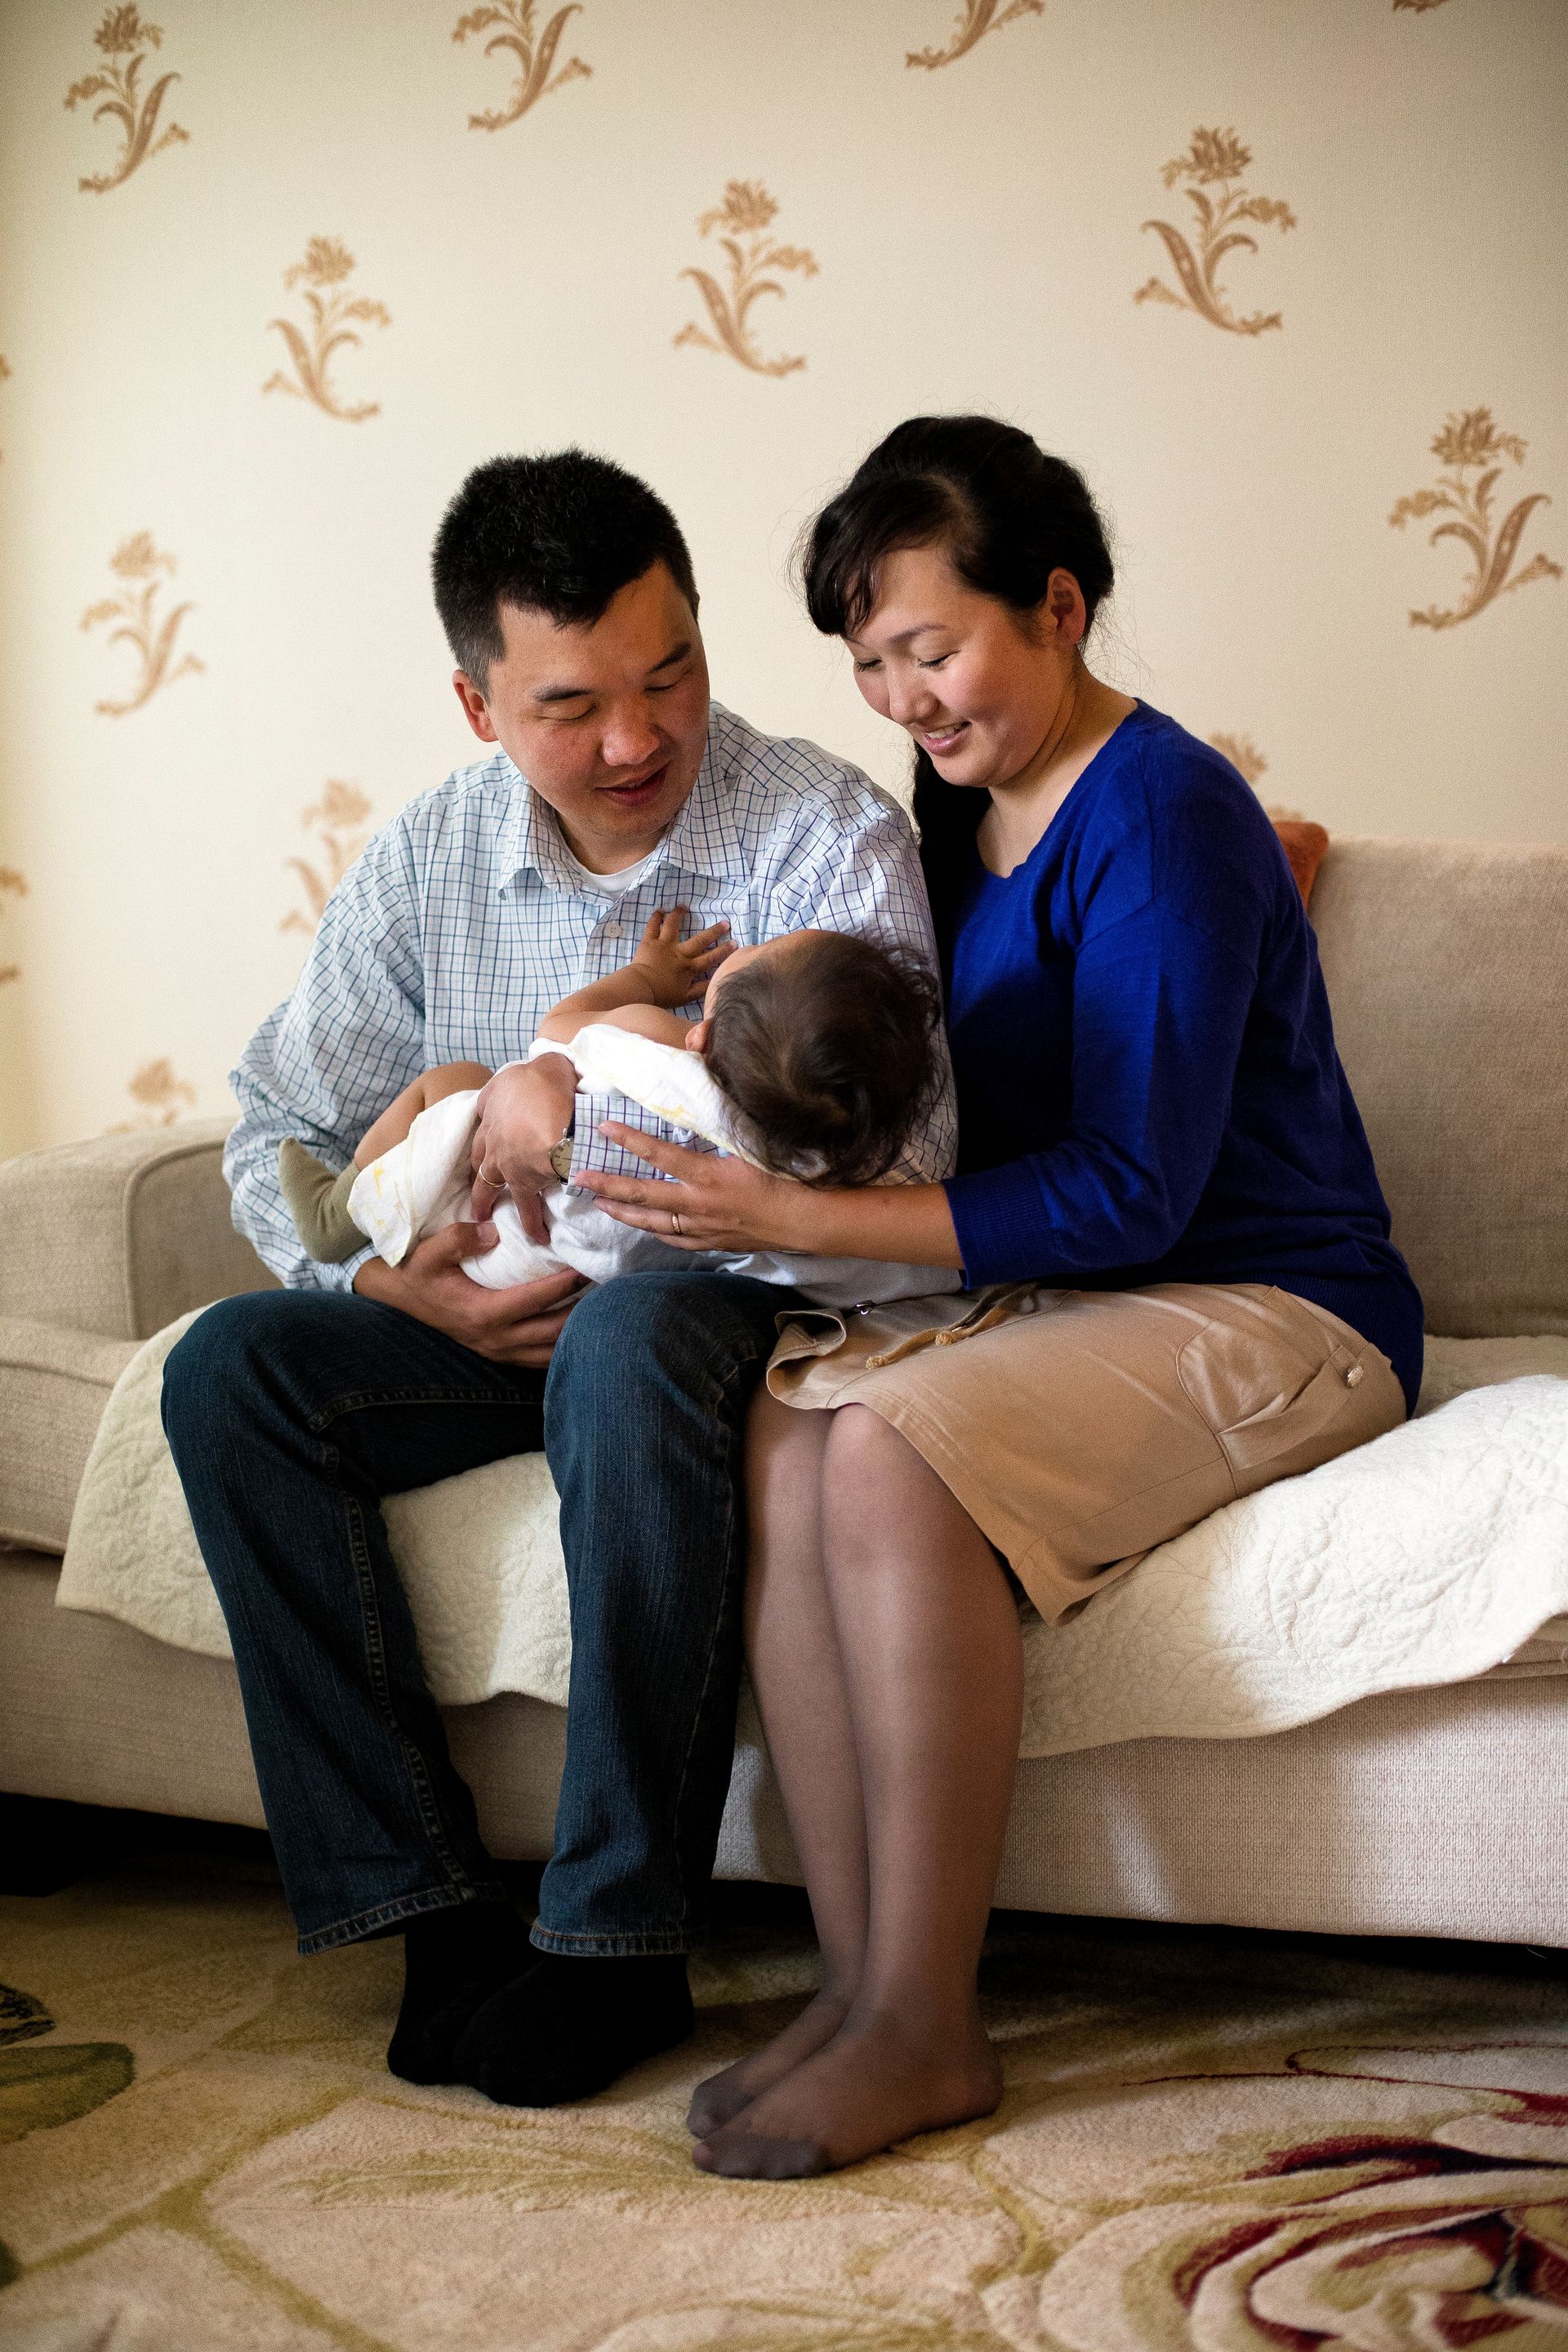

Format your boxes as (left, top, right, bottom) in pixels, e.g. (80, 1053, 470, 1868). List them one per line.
(278, 912, 959, 1311)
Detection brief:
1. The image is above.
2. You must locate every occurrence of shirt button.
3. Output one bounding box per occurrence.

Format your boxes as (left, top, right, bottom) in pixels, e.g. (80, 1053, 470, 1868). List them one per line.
(1345, 1364, 1364, 1387)
(603, 922, 621, 939)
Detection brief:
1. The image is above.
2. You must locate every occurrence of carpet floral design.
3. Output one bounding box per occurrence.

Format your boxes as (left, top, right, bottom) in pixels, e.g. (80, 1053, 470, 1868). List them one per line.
(1, 1841, 1565, 2349)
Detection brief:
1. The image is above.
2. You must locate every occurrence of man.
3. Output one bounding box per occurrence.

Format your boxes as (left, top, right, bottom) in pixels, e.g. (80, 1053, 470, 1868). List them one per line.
(162, 449, 952, 2106)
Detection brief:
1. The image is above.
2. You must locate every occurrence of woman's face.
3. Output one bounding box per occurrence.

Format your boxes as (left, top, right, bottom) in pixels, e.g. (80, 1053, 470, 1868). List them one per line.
(844, 544, 1084, 794)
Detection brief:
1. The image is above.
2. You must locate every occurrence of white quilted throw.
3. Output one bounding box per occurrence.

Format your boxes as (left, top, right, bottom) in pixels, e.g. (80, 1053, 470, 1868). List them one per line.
(56, 1325, 1568, 1757)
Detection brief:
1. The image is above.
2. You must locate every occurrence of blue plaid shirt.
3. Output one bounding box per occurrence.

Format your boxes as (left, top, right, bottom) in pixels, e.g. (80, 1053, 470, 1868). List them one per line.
(228, 702, 956, 1289)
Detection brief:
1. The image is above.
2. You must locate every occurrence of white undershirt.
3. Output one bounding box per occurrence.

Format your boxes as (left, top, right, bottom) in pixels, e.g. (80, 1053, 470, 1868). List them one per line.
(559, 845, 660, 898)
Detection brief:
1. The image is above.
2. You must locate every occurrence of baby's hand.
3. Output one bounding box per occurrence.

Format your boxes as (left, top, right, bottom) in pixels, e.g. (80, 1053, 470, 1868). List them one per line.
(631, 907, 733, 1007)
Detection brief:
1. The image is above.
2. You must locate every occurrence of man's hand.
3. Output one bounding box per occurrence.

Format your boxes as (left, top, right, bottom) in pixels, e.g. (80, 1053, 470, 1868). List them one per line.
(354, 1223, 586, 1366)
(469, 1058, 579, 1234)
(630, 907, 733, 1007)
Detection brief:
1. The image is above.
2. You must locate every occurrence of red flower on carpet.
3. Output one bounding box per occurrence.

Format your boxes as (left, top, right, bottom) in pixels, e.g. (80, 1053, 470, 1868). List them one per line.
(1036, 2044, 1568, 2349)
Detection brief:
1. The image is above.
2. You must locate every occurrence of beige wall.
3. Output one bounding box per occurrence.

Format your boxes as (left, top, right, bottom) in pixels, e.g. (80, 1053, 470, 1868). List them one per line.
(0, 0, 1563, 1158)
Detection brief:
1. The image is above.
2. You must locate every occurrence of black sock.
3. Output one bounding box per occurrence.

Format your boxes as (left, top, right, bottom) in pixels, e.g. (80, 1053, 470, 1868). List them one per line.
(386, 1902, 537, 2086)
(452, 1950, 693, 2107)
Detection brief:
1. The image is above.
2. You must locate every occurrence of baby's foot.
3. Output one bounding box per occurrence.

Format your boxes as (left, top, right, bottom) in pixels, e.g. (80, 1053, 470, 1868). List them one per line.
(691, 2009, 1001, 2180)
(686, 1987, 852, 2138)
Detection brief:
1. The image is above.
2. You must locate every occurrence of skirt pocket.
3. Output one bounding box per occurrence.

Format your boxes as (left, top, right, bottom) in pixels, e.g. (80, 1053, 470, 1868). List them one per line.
(1176, 1287, 1390, 1494)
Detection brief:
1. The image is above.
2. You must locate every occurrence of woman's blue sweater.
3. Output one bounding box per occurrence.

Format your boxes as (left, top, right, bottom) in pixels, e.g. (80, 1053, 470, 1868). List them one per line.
(927, 703, 1425, 1413)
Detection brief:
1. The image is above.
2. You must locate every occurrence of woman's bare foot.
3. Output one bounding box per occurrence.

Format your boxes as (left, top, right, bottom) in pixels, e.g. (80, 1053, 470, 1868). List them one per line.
(691, 2009, 1002, 2179)
(686, 1988, 853, 2138)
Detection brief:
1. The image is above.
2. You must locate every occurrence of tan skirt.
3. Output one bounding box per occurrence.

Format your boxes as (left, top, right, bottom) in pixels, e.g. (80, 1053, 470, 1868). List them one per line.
(767, 1282, 1407, 1625)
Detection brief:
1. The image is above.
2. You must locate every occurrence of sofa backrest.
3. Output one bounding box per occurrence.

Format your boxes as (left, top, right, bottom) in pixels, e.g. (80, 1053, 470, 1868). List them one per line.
(1310, 835, 1568, 1340)
(0, 1118, 277, 1342)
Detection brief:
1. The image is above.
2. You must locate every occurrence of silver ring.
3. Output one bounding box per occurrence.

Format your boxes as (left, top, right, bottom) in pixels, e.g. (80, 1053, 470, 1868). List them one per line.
(670, 1211, 684, 1236)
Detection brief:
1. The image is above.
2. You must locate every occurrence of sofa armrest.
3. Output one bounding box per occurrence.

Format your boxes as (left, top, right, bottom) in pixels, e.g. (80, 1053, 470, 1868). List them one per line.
(0, 1118, 278, 1343)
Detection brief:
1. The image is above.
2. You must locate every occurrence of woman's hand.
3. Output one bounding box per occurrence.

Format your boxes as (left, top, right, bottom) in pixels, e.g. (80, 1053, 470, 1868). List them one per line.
(575, 1122, 813, 1254)
(581, 1122, 966, 1270)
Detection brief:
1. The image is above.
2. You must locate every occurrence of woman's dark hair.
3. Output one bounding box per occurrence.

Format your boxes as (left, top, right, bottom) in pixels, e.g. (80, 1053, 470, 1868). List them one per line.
(800, 416, 1115, 873)
(433, 448, 698, 691)
(705, 935, 943, 1187)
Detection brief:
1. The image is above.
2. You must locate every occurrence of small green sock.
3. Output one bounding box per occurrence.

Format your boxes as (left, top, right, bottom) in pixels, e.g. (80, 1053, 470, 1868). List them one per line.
(278, 1138, 364, 1263)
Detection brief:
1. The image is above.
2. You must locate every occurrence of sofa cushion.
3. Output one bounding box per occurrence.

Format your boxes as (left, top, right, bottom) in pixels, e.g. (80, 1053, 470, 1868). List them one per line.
(1272, 817, 1330, 906)
(0, 1316, 138, 1551)
(1311, 835, 1568, 1339)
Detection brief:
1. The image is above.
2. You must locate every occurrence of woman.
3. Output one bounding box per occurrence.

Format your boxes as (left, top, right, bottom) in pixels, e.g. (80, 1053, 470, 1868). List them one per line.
(580, 416, 1423, 2179)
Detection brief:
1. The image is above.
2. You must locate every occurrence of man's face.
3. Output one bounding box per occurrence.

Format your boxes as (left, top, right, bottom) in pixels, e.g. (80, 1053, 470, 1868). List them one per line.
(454, 562, 710, 873)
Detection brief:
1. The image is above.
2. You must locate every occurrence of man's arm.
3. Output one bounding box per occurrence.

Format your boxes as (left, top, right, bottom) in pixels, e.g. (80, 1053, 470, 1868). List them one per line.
(225, 823, 430, 1291)
(229, 818, 586, 1363)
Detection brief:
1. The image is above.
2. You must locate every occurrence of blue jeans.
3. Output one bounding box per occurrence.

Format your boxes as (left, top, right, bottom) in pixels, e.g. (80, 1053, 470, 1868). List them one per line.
(160, 1271, 796, 1957)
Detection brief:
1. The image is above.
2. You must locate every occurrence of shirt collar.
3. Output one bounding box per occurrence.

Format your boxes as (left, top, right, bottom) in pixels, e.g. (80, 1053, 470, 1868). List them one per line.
(494, 710, 753, 894)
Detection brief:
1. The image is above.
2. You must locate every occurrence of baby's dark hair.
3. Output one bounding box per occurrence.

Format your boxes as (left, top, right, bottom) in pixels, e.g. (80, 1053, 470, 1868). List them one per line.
(704, 934, 943, 1187)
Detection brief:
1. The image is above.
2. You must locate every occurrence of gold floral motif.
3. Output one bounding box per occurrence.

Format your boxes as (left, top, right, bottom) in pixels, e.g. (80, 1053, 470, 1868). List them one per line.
(81, 535, 204, 717)
(264, 239, 391, 424)
(1135, 127, 1296, 336)
(906, 0, 1044, 70)
(118, 1058, 198, 1129)
(1207, 732, 1268, 789)
(452, 1, 590, 131)
(0, 868, 25, 987)
(283, 780, 374, 936)
(1390, 409, 1562, 631)
(65, 7, 189, 196)
(675, 182, 818, 379)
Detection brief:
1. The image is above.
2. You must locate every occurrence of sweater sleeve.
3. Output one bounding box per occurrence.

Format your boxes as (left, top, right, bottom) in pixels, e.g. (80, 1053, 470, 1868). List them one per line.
(943, 902, 1258, 1285)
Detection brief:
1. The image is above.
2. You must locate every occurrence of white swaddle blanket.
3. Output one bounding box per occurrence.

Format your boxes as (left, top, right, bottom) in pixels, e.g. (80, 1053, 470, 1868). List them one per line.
(345, 1022, 957, 1312)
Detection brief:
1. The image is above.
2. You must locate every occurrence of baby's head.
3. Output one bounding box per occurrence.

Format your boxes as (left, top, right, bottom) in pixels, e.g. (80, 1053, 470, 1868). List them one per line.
(689, 929, 942, 1186)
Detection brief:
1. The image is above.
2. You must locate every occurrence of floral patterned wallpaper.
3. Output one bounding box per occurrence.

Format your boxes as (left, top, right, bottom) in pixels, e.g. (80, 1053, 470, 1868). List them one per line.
(0, 0, 1561, 1154)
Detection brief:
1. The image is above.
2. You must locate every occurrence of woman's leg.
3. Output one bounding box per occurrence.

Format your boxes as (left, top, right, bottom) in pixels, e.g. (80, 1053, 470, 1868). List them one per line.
(687, 1391, 872, 2135)
(695, 1404, 1025, 2179)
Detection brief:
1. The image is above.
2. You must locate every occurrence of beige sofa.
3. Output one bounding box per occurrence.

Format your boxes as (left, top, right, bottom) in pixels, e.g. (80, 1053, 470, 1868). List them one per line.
(3, 835, 1566, 1945)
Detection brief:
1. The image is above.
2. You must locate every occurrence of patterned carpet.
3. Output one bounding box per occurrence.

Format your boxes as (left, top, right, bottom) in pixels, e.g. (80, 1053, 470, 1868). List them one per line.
(2, 1824, 1566, 2350)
